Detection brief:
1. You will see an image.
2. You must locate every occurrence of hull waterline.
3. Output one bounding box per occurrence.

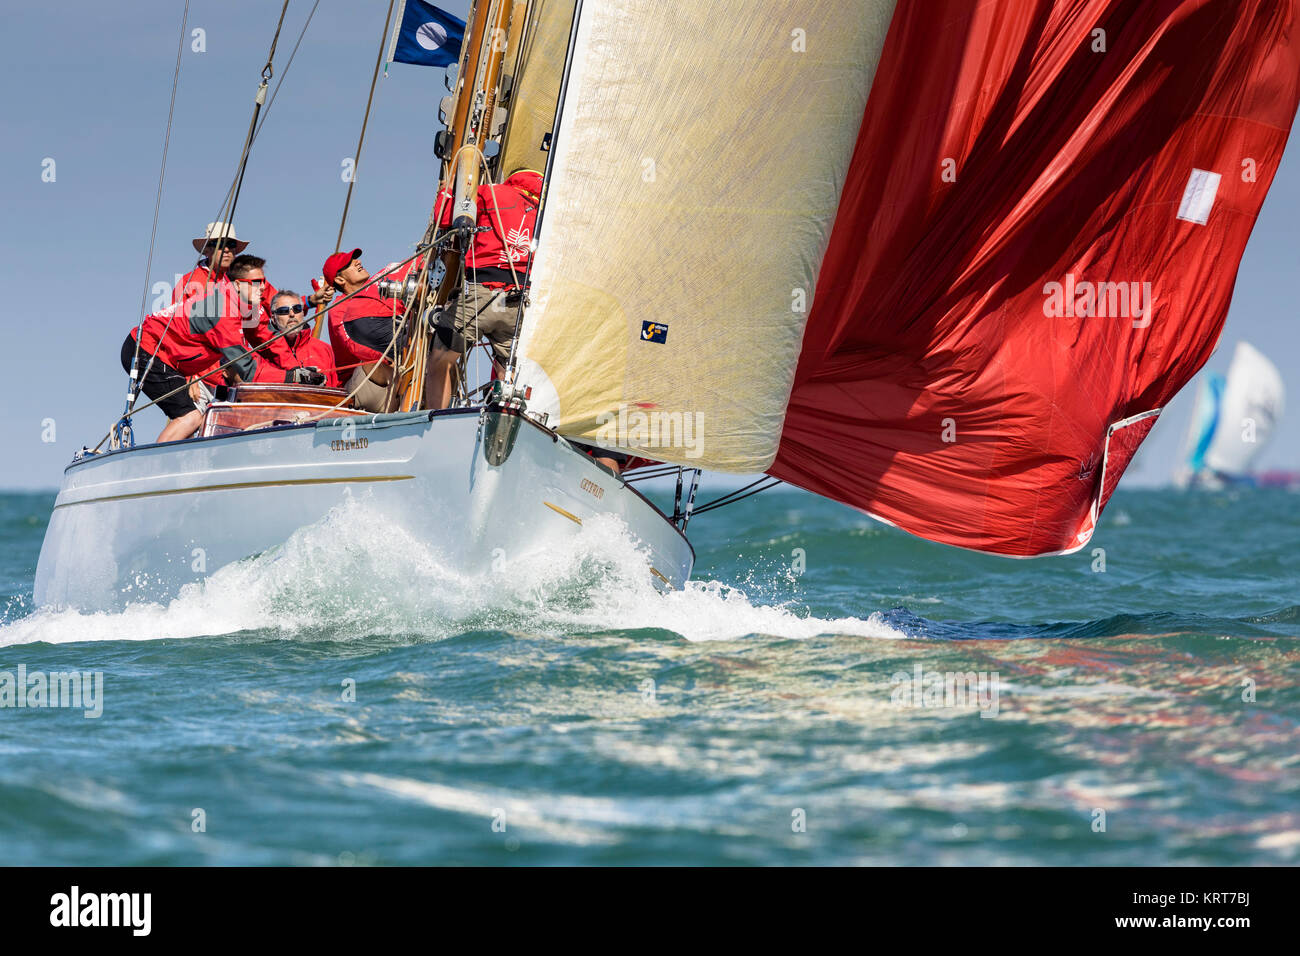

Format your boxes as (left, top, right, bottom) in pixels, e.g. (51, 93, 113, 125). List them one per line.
(34, 406, 694, 610)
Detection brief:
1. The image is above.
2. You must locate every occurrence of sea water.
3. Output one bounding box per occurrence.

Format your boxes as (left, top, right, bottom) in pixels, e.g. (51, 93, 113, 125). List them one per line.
(0, 486, 1296, 865)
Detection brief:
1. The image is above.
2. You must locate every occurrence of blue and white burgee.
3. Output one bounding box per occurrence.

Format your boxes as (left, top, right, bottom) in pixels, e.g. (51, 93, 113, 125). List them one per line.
(387, 0, 466, 69)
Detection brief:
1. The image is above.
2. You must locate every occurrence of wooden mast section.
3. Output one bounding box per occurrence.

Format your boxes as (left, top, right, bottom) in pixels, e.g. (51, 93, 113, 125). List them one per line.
(392, 0, 519, 412)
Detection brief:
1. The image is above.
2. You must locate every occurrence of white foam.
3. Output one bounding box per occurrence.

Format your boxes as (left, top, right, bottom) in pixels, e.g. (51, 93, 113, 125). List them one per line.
(1, 498, 905, 647)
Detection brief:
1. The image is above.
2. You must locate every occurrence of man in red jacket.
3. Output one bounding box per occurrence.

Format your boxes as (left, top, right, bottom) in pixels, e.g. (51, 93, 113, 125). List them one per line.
(428, 169, 542, 408)
(269, 291, 338, 387)
(123, 256, 317, 442)
(173, 222, 247, 304)
(323, 248, 407, 411)
(174, 223, 326, 366)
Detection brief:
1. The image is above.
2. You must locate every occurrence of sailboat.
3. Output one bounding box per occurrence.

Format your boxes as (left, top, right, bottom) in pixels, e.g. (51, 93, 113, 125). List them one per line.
(34, 0, 1300, 610)
(1175, 341, 1286, 489)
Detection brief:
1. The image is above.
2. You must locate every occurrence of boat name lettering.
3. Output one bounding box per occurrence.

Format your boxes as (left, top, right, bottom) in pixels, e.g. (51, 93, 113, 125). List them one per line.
(330, 438, 369, 451)
(580, 478, 604, 499)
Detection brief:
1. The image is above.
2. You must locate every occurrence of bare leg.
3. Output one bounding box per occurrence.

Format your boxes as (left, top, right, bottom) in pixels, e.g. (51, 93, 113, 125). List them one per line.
(157, 409, 204, 443)
(595, 456, 623, 474)
(428, 348, 460, 410)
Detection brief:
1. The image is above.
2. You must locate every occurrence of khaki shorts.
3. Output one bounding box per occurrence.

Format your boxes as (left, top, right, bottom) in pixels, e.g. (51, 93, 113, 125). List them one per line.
(434, 281, 519, 366)
(346, 366, 396, 413)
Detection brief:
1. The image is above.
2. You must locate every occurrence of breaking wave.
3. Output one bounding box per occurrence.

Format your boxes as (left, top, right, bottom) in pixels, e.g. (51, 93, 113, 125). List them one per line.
(0, 498, 903, 648)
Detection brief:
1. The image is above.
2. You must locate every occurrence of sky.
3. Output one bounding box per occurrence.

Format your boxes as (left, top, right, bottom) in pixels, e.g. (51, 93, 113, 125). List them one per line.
(1, 0, 1297, 491)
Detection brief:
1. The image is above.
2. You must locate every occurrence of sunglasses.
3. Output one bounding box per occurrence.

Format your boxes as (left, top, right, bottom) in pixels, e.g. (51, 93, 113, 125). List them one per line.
(273, 304, 305, 316)
(238, 277, 267, 285)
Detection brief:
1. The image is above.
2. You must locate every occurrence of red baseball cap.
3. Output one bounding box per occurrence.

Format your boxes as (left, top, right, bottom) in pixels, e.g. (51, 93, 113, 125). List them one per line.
(323, 248, 362, 286)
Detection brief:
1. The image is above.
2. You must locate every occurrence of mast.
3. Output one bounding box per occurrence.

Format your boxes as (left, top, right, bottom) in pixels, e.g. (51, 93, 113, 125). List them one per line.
(392, 0, 518, 412)
(449, 0, 515, 229)
(387, 1, 516, 411)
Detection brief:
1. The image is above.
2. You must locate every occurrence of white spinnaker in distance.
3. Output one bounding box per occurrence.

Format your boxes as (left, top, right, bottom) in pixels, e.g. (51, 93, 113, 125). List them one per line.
(1203, 340, 1285, 477)
(513, 0, 898, 472)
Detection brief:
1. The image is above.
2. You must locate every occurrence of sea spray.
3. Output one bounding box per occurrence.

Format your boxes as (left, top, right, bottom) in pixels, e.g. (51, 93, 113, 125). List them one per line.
(1, 496, 904, 648)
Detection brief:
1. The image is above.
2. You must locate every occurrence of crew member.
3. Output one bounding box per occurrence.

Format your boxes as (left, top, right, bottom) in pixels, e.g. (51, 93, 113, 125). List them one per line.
(173, 221, 247, 304)
(323, 248, 407, 412)
(269, 291, 338, 387)
(123, 256, 319, 442)
(175, 222, 327, 365)
(428, 169, 543, 409)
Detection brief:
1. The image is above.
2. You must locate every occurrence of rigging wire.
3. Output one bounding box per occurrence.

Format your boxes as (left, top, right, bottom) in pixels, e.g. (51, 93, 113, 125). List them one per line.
(335, 0, 398, 254)
(119, 0, 191, 443)
(254, 0, 323, 140)
(203, 0, 320, 229)
(224, 0, 292, 246)
(623, 466, 686, 483)
(121, 0, 314, 429)
(690, 477, 784, 516)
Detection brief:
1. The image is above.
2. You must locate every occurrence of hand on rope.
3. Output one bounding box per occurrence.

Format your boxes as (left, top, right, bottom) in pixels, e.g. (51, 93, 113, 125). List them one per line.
(287, 367, 326, 386)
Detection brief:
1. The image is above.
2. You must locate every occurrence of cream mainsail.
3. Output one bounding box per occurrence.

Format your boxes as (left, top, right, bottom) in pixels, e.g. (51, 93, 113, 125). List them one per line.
(513, 0, 897, 471)
(500, 0, 576, 178)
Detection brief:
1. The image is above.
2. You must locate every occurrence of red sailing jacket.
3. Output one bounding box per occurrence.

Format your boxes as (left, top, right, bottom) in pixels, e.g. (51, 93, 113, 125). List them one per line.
(174, 263, 278, 314)
(327, 286, 405, 374)
(435, 170, 541, 288)
(173, 263, 294, 369)
(276, 325, 339, 387)
(133, 278, 279, 384)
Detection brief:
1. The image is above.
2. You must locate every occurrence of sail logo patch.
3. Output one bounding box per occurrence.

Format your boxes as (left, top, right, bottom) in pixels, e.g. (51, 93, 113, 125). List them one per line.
(641, 321, 668, 344)
(1177, 168, 1220, 225)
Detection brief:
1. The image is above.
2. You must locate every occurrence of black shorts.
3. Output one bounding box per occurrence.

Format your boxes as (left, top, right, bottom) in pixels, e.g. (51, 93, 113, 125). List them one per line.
(121, 334, 198, 420)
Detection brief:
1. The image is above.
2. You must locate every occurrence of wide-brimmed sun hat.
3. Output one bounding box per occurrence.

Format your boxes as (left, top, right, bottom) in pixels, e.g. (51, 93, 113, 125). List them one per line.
(192, 222, 249, 254)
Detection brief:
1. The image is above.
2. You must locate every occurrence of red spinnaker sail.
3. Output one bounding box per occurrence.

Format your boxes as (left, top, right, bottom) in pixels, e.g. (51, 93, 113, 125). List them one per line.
(771, 0, 1300, 555)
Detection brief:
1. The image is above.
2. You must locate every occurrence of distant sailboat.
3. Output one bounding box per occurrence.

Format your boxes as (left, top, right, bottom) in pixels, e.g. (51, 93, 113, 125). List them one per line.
(1176, 341, 1286, 488)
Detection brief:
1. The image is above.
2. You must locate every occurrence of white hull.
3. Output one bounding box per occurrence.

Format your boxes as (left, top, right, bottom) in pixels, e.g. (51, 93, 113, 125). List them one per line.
(34, 407, 694, 610)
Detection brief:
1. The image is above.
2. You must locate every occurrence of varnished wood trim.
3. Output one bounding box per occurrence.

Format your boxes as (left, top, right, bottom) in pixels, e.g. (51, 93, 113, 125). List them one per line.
(543, 501, 583, 525)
